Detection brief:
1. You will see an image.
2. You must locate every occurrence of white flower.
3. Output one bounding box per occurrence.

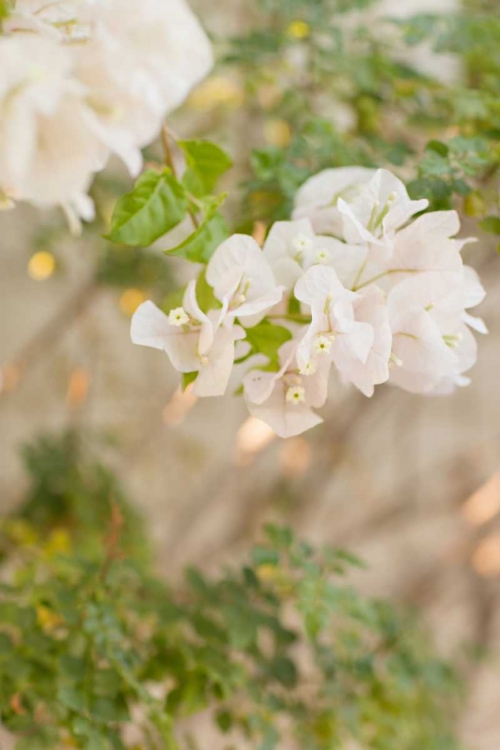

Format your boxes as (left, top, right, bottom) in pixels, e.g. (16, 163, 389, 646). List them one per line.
(72, 0, 213, 176)
(79, 0, 213, 127)
(388, 306, 459, 394)
(206, 235, 285, 327)
(243, 340, 331, 438)
(336, 286, 392, 397)
(4, 0, 91, 40)
(428, 324, 478, 394)
(131, 281, 244, 397)
(0, 35, 105, 223)
(0, 0, 213, 216)
(462, 266, 488, 334)
(294, 265, 375, 374)
(337, 169, 429, 257)
(350, 210, 466, 293)
(262, 218, 365, 292)
(386, 259, 484, 394)
(292, 166, 376, 236)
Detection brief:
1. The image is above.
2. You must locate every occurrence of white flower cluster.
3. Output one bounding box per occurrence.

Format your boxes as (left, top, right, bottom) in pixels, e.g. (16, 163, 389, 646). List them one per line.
(0, 0, 213, 224)
(132, 168, 487, 438)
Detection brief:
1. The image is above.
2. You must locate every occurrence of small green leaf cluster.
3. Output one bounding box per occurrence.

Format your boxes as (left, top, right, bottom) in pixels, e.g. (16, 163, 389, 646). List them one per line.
(106, 140, 232, 264)
(222, 0, 499, 226)
(0, 431, 463, 750)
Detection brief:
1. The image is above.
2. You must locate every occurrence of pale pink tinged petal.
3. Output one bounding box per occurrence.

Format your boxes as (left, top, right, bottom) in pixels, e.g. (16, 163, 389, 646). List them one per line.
(292, 167, 375, 236)
(455, 323, 478, 374)
(182, 281, 215, 355)
(246, 381, 323, 439)
(272, 258, 304, 291)
(293, 167, 375, 212)
(388, 272, 465, 331)
(338, 198, 385, 247)
(429, 323, 478, 395)
(244, 369, 282, 405)
(294, 264, 354, 309)
(383, 198, 429, 234)
(234, 286, 285, 325)
(295, 205, 345, 237)
(303, 357, 331, 408)
(206, 235, 274, 293)
(163, 331, 202, 373)
(462, 312, 488, 335)
(194, 327, 242, 397)
(374, 169, 428, 232)
(463, 266, 486, 309)
(131, 301, 173, 349)
(296, 325, 321, 370)
(333, 319, 374, 364)
(131, 301, 200, 373)
(262, 219, 315, 263)
(311, 237, 368, 289)
(277, 339, 300, 369)
(339, 287, 392, 396)
(212, 267, 244, 311)
(398, 209, 461, 240)
(389, 312, 458, 394)
(390, 235, 463, 279)
(183, 280, 208, 323)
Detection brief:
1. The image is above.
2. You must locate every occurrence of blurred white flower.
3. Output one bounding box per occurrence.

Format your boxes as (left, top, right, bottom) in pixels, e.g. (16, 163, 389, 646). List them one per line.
(0, 35, 105, 223)
(0, 0, 213, 218)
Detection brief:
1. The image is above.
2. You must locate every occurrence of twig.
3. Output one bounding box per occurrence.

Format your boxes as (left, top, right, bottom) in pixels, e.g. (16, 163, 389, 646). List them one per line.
(100, 501, 124, 582)
(161, 125, 200, 229)
(0, 276, 99, 399)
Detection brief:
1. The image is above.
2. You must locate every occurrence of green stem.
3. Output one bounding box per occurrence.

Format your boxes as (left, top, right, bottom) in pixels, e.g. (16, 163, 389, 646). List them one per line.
(353, 268, 419, 291)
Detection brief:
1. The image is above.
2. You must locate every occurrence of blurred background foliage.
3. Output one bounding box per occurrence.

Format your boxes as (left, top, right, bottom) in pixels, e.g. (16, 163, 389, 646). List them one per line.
(0, 432, 462, 749)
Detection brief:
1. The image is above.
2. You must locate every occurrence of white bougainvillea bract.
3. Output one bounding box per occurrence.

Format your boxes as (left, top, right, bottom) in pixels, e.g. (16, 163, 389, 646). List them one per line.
(132, 168, 487, 438)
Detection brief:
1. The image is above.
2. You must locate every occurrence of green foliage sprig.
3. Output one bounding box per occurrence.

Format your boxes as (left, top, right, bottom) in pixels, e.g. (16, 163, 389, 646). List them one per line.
(0, 432, 462, 750)
(220, 0, 499, 226)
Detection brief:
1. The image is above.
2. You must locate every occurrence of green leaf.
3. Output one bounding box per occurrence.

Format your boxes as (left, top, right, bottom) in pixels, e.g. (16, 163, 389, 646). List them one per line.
(182, 372, 198, 391)
(165, 197, 228, 263)
(245, 322, 292, 364)
(268, 656, 298, 688)
(252, 546, 280, 567)
(179, 140, 233, 197)
(216, 710, 233, 733)
(195, 271, 219, 312)
(107, 169, 187, 247)
(426, 140, 449, 157)
(58, 686, 87, 713)
(479, 216, 500, 235)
